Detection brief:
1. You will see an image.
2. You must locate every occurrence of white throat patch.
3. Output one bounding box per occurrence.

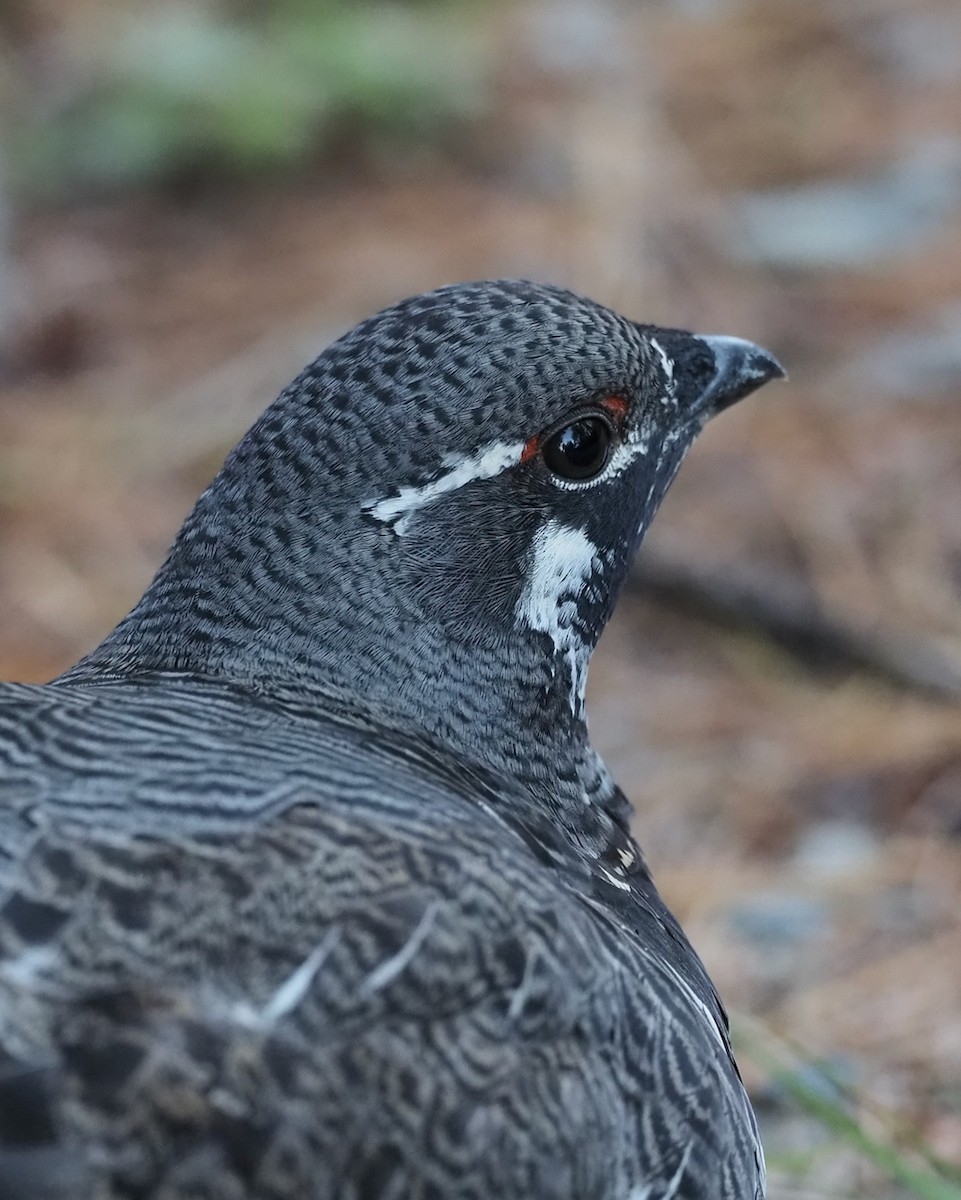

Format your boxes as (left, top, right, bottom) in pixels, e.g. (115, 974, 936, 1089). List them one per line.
(515, 519, 600, 716)
(365, 439, 525, 534)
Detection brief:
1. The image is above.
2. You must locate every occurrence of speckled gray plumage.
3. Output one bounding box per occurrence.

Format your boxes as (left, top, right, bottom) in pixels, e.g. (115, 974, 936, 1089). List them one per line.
(0, 281, 782, 1199)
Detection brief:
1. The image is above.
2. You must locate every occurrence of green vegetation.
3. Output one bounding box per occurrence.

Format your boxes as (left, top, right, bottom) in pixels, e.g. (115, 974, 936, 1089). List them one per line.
(8, 0, 486, 200)
(736, 1020, 961, 1199)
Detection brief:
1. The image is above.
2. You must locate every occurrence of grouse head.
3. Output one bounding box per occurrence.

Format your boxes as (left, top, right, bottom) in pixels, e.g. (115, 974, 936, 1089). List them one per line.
(74, 281, 783, 784)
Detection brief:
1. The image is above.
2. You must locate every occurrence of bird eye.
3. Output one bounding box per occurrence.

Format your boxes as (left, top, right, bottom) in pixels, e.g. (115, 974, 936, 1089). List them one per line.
(541, 416, 613, 482)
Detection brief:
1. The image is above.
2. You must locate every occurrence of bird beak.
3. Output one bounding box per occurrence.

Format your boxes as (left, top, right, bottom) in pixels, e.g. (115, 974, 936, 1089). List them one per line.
(695, 335, 786, 417)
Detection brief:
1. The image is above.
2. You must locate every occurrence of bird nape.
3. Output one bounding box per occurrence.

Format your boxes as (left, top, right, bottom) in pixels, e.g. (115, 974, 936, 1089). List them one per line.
(0, 281, 783, 1200)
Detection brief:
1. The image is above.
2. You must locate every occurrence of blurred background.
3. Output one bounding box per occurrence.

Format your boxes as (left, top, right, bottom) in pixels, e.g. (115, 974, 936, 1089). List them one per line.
(1, 0, 961, 1194)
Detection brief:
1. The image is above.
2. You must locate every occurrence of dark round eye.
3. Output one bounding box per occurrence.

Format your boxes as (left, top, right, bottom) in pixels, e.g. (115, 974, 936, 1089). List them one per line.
(541, 416, 613, 482)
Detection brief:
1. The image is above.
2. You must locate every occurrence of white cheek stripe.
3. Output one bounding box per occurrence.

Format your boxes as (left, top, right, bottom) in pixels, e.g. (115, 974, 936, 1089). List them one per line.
(516, 519, 599, 715)
(365, 439, 525, 534)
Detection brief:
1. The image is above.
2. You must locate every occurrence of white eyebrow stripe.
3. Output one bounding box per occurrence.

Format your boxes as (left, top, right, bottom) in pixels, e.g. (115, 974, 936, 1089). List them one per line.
(365, 439, 525, 534)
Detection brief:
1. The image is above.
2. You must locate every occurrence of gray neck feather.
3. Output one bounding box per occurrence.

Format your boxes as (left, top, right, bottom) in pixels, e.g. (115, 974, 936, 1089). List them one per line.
(63, 454, 617, 834)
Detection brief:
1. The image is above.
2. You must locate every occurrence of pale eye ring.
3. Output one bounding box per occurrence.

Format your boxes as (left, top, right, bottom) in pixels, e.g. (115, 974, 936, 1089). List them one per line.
(541, 416, 613, 481)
